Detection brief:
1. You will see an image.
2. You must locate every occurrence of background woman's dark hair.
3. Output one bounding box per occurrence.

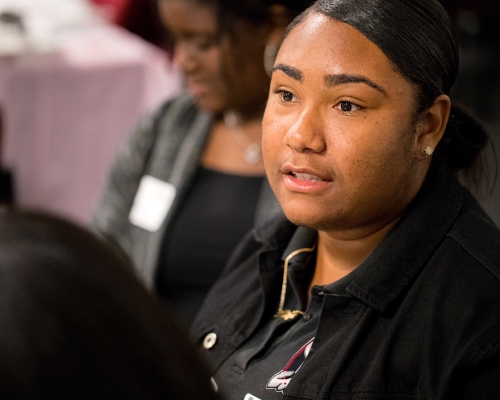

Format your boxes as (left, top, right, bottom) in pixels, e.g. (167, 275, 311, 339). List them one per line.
(284, 0, 490, 178)
(199, 0, 313, 24)
(0, 210, 220, 400)
(169, 0, 314, 36)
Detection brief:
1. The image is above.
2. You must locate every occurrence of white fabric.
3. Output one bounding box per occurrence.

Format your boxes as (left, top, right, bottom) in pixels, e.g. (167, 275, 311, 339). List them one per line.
(0, 0, 100, 56)
(0, 24, 182, 223)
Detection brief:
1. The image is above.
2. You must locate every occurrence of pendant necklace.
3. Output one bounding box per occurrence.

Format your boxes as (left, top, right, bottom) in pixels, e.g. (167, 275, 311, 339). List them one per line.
(274, 241, 317, 320)
(223, 110, 262, 165)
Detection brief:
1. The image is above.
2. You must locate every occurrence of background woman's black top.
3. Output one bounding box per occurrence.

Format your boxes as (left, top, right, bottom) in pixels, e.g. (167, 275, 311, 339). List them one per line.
(156, 167, 263, 325)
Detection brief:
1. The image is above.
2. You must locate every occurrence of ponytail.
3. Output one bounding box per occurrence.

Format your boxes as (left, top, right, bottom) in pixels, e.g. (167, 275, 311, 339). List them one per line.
(431, 104, 497, 192)
(434, 105, 489, 173)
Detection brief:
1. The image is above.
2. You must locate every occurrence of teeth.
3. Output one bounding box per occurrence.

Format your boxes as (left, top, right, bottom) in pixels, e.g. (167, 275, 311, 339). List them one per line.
(293, 172, 325, 182)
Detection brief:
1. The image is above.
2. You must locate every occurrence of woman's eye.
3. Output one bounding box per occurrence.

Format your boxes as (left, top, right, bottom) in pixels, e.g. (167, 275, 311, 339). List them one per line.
(174, 35, 216, 55)
(337, 100, 361, 113)
(281, 91, 294, 102)
(195, 39, 214, 51)
(272, 87, 296, 103)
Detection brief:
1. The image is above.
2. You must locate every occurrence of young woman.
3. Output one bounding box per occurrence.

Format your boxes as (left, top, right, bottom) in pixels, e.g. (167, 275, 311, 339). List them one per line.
(93, 0, 312, 325)
(191, 0, 500, 398)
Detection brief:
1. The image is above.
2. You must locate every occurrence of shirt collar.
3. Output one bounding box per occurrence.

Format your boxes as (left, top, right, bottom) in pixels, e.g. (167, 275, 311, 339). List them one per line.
(346, 168, 463, 313)
(281, 226, 317, 262)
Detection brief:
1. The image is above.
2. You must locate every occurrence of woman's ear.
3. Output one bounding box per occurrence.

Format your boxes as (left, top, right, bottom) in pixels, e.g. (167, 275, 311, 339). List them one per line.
(415, 94, 451, 157)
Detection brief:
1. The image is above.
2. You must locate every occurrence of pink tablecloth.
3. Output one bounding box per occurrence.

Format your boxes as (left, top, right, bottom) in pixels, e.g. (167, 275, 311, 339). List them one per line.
(0, 25, 182, 223)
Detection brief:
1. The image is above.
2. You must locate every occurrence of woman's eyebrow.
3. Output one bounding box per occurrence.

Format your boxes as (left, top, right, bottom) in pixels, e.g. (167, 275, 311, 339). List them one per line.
(324, 73, 387, 96)
(271, 63, 303, 82)
(271, 65, 387, 97)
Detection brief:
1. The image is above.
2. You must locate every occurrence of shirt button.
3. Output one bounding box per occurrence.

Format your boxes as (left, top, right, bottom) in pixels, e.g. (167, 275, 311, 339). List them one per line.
(302, 314, 312, 321)
(317, 291, 325, 296)
(203, 332, 217, 349)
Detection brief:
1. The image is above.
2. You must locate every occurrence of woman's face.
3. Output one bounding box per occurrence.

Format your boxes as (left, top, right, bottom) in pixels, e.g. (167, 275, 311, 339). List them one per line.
(263, 13, 429, 236)
(159, 0, 272, 114)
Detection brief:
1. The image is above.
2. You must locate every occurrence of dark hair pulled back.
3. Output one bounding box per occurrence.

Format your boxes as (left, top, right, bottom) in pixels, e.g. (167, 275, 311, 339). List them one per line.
(286, 0, 489, 175)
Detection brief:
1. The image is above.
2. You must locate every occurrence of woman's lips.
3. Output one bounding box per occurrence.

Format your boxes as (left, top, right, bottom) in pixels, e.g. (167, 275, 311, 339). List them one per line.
(282, 167, 331, 192)
(186, 80, 210, 97)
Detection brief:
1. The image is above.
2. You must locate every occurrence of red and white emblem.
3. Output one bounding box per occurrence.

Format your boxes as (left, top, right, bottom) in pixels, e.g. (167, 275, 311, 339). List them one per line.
(266, 338, 314, 393)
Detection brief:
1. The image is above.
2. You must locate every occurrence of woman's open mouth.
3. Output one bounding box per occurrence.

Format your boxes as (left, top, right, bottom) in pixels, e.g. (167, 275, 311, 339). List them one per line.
(282, 167, 331, 192)
(289, 172, 326, 182)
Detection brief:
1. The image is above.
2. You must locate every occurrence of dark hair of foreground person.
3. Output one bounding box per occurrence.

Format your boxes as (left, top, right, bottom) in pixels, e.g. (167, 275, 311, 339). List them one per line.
(0, 210, 220, 400)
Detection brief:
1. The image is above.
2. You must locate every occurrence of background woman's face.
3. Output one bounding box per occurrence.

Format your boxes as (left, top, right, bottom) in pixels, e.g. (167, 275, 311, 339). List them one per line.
(263, 13, 429, 236)
(160, 0, 271, 114)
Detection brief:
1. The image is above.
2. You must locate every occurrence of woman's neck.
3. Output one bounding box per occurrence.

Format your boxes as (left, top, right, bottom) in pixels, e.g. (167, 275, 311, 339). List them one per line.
(201, 111, 266, 176)
(310, 219, 400, 288)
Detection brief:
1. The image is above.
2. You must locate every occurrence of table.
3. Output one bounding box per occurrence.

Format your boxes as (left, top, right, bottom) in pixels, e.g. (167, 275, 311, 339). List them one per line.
(0, 24, 182, 223)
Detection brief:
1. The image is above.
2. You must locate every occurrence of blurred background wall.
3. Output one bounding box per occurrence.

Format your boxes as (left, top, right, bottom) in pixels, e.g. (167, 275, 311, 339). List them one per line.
(0, 0, 181, 222)
(440, 0, 500, 225)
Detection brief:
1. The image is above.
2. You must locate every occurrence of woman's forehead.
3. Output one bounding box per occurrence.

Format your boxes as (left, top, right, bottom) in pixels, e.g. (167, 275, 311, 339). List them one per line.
(278, 14, 390, 75)
(284, 13, 375, 50)
(274, 13, 414, 99)
(160, 0, 217, 31)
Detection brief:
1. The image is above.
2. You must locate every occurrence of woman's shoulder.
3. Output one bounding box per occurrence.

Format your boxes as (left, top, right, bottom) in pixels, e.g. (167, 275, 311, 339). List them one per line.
(430, 202, 500, 374)
(120, 92, 209, 165)
(447, 188, 500, 280)
(148, 92, 203, 134)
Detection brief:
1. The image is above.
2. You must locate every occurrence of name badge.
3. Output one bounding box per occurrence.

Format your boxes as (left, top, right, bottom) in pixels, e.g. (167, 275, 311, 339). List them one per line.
(128, 175, 176, 232)
(244, 394, 262, 400)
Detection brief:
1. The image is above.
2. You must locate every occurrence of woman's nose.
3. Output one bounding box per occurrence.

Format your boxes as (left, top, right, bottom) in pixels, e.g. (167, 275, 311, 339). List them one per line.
(284, 109, 326, 153)
(174, 42, 198, 74)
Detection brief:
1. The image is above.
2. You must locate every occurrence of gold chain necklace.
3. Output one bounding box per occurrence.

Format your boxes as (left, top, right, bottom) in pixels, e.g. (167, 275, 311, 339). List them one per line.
(274, 242, 318, 320)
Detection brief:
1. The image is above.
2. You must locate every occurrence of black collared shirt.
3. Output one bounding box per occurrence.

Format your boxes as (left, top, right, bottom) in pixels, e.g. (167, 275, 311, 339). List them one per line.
(212, 227, 368, 400)
(192, 168, 500, 400)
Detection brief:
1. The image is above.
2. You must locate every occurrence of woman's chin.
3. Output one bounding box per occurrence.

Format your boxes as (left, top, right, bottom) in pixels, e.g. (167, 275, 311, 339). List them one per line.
(190, 92, 225, 114)
(283, 207, 328, 230)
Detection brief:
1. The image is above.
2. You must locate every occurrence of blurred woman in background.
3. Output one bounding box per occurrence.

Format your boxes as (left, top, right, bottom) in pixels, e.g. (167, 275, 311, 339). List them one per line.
(93, 0, 312, 325)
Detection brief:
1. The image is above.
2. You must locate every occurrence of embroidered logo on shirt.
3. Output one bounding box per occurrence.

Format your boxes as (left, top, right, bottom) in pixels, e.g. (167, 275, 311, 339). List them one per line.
(266, 337, 314, 393)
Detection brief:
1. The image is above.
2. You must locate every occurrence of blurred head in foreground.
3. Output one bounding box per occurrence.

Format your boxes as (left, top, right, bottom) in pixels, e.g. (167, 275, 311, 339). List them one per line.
(0, 210, 220, 400)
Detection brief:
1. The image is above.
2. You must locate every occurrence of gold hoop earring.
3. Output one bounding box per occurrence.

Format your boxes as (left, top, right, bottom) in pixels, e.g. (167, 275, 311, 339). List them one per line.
(421, 145, 434, 157)
(264, 43, 277, 77)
